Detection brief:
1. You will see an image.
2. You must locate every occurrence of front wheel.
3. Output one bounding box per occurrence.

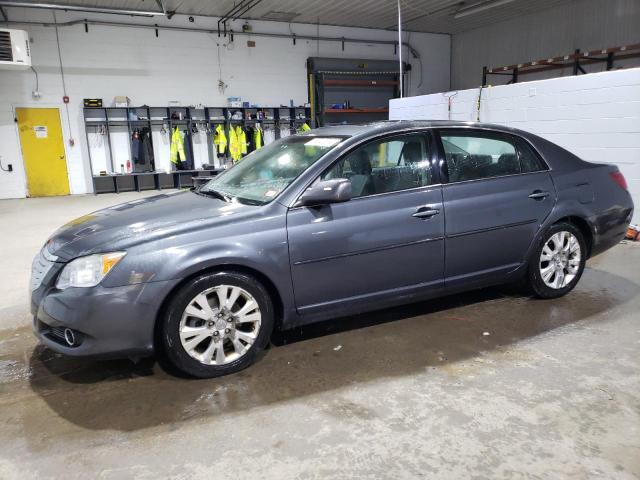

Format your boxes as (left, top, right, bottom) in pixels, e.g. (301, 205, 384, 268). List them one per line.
(527, 222, 586, 299)
(161, 271, 274, 378)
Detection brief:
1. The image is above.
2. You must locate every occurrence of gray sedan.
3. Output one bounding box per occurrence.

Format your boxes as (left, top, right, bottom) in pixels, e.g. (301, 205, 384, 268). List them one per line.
(31, 121, 634, 378)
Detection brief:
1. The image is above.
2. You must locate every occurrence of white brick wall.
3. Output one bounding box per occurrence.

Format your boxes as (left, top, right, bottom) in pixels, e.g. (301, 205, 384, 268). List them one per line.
(390, 68, 640, 223)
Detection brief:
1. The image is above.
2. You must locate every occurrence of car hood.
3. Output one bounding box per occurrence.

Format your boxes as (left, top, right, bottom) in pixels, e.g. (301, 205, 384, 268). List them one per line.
(47, 191, 257, 260)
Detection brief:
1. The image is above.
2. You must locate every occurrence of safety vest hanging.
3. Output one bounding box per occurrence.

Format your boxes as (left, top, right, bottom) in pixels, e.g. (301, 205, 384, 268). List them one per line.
(298, 122, 311, 133)
(213, 125, 227, 155)
(170, 126, 185, 165)
(253, 125, 263, 150)
(238, 126, 247, 155)
(229, 125, 247, 162)
(229, 126, 241, 162)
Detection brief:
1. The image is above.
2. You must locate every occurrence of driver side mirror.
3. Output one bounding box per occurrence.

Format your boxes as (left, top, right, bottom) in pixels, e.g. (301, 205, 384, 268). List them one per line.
(299, 178, 352, 207)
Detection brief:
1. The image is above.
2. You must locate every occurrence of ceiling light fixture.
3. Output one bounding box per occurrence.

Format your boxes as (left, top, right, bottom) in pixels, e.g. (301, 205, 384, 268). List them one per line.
(453, 0, 517, 19)
(0, 1, 166, 17)
(261, 10, 300, 22)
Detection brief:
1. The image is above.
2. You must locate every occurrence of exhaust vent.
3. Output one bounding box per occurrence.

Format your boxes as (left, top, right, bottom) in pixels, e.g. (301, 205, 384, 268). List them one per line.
(0, 31, 12, 62)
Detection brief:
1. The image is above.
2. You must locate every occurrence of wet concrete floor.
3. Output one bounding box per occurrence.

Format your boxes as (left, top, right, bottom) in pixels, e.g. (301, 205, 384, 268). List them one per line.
(0, 193, 638, 478)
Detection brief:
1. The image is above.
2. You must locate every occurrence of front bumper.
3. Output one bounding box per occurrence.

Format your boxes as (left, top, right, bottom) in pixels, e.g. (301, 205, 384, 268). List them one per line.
(31, 278, 179, 358)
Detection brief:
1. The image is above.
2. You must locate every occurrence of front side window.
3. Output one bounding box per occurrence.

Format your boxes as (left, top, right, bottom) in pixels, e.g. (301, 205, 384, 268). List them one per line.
(321, 134, 433, 199)
(201, 136, 344, 205)
(441, 130, 545, 183)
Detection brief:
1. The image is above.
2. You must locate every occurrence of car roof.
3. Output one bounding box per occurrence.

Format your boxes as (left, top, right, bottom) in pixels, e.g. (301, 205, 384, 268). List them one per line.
(299, 120, 592, 173)
(301, 120, 533, 141)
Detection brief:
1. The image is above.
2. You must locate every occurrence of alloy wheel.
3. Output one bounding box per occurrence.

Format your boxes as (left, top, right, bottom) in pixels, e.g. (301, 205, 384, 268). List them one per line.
(539, 231, 582, 289)
(179, 285, 262, 365)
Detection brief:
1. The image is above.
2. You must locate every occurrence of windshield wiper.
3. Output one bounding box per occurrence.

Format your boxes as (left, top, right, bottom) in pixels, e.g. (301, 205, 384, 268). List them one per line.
(196, 188, 233, 202)
(235, 197, 264, 206)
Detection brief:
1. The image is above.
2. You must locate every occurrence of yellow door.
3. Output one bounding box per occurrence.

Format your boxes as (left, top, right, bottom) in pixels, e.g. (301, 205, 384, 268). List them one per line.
(16, 108, 70, 197)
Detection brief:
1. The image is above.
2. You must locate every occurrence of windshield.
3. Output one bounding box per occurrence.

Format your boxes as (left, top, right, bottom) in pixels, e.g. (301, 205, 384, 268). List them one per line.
(201, 136, 344, 205)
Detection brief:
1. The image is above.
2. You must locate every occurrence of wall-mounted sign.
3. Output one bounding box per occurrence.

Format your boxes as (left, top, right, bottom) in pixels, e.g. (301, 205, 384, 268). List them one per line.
(34, 126, 48, 138)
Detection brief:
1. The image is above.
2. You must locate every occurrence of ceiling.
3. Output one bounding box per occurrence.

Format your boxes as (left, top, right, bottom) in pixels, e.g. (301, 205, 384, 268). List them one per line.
(5, 0, 577, 34)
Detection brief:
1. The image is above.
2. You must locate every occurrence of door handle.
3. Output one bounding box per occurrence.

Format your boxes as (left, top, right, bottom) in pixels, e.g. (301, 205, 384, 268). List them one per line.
(528, 190, 550, 200)
(412, 206, 440, 219)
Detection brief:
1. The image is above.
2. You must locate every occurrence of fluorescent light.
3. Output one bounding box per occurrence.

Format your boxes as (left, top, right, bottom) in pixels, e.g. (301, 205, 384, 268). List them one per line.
(453, 0, 517, 19)
(0, 1, 166, 17)
(261, 10, 300, 22)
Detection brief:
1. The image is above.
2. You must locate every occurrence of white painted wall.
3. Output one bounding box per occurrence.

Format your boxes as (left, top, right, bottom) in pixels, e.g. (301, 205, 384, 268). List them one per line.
(389, 68, 640, 222)
(0, 8, 451, 199)
(451, 0, 640, 90)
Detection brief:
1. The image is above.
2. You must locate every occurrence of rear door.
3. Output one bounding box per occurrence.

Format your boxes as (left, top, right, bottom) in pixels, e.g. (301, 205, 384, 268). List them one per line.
(287, 131, 444, 316)
(436, 128, 555, 287)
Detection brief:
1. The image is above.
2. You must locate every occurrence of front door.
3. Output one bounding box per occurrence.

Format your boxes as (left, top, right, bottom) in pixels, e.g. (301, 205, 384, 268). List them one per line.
(287, 132, 445, 316)
(16, 108, 70, 197)
(437, 128, 556, 286)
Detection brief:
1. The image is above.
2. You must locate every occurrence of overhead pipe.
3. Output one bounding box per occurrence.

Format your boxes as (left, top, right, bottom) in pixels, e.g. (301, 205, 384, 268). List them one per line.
(0, 1, 166, 17)
(154, 0, 166, 16)
(2, 17, 421, 59)
(219, 0, 252, 22)
(232, 0, 263, 21)
(217, 0, 260, 36)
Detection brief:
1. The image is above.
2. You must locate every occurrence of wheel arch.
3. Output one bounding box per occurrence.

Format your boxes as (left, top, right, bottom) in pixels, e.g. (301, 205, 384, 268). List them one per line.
(554, 215, 593, 258)
(153, 263, 286, 349)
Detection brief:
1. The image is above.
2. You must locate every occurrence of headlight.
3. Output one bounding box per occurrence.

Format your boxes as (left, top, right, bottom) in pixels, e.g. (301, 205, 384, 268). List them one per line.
(56, 252, 126, 289)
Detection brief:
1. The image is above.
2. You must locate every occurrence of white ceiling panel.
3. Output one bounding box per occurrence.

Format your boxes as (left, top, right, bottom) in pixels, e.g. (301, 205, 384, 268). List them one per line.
(8, 0, 578, 34)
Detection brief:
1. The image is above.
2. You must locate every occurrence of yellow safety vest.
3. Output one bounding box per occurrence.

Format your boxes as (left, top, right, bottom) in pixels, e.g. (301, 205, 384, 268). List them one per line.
(229, 126, 239, 162)
(229, 126, 244, 162)
(213, 125, 227, 154)
(170, 127, 185, 165)
(238, 126, 247, 155)
(298, 122, 311, 133)
(253, 126, 263, 150)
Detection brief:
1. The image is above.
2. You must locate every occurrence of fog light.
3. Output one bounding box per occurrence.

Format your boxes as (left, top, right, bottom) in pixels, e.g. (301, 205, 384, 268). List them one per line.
(64, 328, 76, 347)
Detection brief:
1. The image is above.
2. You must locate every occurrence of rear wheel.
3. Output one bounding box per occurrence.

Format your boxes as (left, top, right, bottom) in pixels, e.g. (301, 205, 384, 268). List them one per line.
(161, 271, 274, 378)
(527, 222, 586, 299)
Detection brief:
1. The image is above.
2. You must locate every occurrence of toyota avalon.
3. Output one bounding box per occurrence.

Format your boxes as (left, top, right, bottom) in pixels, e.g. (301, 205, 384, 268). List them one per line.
(31, 121, 634, 377)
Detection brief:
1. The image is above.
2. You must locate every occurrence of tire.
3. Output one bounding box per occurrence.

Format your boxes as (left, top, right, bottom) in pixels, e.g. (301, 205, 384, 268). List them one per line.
(161, 271, 274, 378)
(527, 222, 586, 299)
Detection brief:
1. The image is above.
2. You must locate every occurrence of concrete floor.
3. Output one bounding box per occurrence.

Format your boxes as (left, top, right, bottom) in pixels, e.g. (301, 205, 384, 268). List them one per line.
(0, 193, 639, 479)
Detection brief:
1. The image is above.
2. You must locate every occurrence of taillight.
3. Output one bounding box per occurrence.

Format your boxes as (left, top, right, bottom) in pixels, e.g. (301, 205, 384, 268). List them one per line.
(609, 171, 628, 191)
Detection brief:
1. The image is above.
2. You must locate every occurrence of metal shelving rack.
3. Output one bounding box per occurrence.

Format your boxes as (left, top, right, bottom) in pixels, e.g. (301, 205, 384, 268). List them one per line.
(83, 105, 312, 194)
(307, 57, 408, 127)
(482, 43, 640, 86)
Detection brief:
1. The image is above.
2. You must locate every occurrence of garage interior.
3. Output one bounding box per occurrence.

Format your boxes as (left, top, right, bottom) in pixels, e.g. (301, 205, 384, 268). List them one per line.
(1, 0, 639, 478)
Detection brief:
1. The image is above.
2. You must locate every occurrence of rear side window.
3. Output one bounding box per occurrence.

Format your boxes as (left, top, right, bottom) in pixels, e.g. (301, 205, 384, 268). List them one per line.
(440, 130, 545, 183)
(516, 138, 546, 173)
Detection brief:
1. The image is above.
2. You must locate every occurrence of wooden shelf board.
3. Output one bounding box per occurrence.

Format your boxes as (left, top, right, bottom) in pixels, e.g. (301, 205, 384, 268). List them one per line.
(323, 79, 398, 87)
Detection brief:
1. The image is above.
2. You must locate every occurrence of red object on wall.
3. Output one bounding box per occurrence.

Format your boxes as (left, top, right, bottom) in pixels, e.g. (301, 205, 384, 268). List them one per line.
(63, 96, 69, 104)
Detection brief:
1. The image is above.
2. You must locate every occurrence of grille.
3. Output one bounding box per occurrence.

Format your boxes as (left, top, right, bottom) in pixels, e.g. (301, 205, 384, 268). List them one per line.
(44, 326, 82, 347)
(47, 326, 67, 342)
(0, 32, 12, 62)
(36, 320, 83, 348)
(30, 247, 58, 291)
